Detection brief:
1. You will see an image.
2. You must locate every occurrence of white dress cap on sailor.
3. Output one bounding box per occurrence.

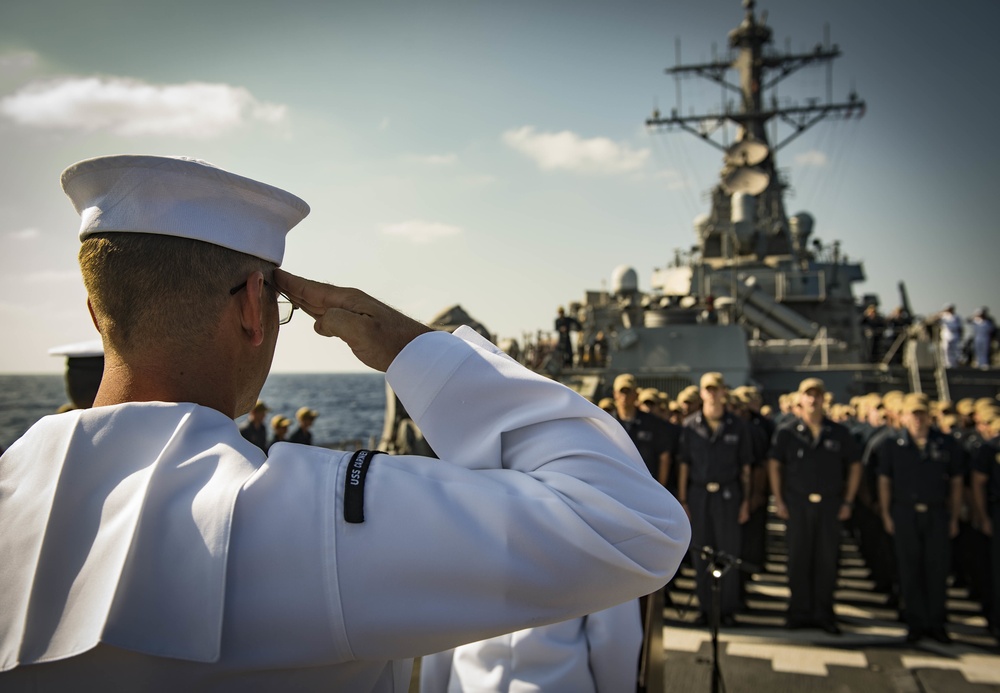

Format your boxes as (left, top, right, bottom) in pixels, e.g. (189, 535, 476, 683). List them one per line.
(61, 155, 310, 265)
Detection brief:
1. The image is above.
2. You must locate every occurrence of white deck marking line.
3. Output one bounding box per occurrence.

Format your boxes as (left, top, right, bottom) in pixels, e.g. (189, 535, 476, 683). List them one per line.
(664, 628, 869, 677)
(726, 642, 867, 676)
(900, 654, 1000, 685)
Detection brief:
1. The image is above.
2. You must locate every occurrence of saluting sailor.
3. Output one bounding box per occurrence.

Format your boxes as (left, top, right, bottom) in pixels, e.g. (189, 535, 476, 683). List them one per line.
(0, 155, 690, 691)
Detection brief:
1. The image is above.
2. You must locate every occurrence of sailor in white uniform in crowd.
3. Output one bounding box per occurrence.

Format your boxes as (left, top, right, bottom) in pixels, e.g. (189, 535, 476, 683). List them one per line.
(418, 600, 642, 693)
(937, 304, 964, 368)
(0, 155, 690, 692)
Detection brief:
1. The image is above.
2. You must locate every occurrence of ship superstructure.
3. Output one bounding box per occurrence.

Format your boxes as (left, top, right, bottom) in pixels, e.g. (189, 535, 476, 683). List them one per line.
(381, 0, 998, 450)
(503, 0, 996, 405)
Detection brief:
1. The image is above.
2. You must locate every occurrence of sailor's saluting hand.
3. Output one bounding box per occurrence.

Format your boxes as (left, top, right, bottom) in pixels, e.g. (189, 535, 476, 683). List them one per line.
(275, 268, 432, 372)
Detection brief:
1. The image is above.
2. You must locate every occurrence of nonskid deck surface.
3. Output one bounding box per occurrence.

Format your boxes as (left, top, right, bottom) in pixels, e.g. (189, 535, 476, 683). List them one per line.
(661, 515, 1000, 692)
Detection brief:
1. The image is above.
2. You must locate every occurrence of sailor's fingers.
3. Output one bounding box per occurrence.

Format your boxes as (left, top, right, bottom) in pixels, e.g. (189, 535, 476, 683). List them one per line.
(273, 269, 337, 318)
(275, 270, 431, 371)
(313, 299, 431, 372)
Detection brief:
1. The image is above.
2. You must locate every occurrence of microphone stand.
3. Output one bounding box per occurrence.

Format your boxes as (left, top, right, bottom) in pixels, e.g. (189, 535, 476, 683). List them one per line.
(700, 546, 758, 693)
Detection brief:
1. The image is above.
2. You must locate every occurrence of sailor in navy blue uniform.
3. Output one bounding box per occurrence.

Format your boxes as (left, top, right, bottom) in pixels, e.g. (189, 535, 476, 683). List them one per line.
(854, 395, 899, 600)
(677, 372, 752, 625)
(733, 386, 771, 603)
(768, 378, 862, 633)
(876, 392, 964, 644)
(971, 415, 1000, 639)
(610, 374, 676, 486)
(238, 400, 269, 451)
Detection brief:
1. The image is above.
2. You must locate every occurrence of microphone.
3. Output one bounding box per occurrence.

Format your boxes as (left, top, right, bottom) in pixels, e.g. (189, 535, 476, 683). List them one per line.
(699, 545, 760, 574)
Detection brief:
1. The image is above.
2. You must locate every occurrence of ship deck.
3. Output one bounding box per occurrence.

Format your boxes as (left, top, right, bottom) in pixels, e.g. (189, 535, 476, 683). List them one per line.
(410, 511, 1000, 692)
(660, 515, 999, 692)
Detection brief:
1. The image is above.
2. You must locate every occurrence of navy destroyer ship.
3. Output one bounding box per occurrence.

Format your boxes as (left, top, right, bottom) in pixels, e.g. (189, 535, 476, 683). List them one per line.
(499, 0, 996, 408)
(381, 0, 998, 449)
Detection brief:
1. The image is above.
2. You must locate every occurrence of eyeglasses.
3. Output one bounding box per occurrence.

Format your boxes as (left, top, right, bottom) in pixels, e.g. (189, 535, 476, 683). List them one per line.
(229, 279, 296, 325)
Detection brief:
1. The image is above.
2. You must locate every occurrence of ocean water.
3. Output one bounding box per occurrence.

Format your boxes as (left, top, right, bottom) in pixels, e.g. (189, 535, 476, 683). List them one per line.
(0, 372, 387, 452)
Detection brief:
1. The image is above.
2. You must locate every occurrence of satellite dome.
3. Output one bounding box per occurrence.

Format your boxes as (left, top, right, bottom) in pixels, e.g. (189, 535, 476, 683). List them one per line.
(789, 213, 814, 242)
(611, 265, 639, 295)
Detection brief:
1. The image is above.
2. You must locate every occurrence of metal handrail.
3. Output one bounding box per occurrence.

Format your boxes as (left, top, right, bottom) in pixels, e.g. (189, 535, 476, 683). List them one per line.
(800, 327, 830, 367)
(880, 332, 907, 366)
(935, 360, 951, 403)
(908, 347, 922, 394)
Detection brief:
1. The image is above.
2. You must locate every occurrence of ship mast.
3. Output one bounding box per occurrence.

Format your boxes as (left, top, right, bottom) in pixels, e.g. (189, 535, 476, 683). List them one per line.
(646, 0, 864, 260)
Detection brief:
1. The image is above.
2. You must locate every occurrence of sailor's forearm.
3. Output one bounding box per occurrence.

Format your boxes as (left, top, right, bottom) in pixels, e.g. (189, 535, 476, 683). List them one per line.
(386, 326, 691, 578)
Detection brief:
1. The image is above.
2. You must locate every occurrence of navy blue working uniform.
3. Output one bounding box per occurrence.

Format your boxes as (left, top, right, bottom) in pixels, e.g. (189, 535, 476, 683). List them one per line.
(769, 418, 861, 629)
(877, 428, 964, 639)
(859, 425, 900, 596)
(971, 436, 1000, 635)
(554, 313, 581, 367)
(740, 412, 772, 596)
(661, 419, 682, 493)
(678, 412, 752, 619)
(239, 420, 268, 451)
(613, 410, 677, 484)
(288, 427, 313, 445)
(951, 428, 991, 621)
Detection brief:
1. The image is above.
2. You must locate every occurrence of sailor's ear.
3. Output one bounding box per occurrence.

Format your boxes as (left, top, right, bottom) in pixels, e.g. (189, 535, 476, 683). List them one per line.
(237, 271, 266, 347)
(87, 298, 102, 334)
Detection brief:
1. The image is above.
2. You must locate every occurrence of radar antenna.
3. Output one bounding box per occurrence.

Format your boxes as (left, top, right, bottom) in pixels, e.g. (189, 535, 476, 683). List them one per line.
(646, 1, 865, 259)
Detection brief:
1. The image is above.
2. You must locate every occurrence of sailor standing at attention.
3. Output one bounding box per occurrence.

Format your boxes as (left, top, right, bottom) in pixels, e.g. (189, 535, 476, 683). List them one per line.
(876, 392, 964, 644)
(239, 399, 270, 451)
(288, 405, 318, 445)
(767, 378, 862, 634)
(610, 373, 676, 487)
(677, 372, 753, 626)
(970, 414, 1000, 640)
(0, 155, 690, 692)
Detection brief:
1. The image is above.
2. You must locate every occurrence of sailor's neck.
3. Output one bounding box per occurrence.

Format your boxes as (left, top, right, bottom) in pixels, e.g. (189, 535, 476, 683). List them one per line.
(93, 355, 240, 418)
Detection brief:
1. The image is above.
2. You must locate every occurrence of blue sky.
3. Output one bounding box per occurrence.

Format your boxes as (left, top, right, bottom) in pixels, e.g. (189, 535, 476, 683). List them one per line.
(1, 0, 997, 373)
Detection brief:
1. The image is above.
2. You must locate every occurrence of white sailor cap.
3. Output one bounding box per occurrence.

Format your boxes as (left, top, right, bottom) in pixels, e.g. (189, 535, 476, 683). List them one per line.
(47, 339, 104, 359)
(61, 155, 310, 265)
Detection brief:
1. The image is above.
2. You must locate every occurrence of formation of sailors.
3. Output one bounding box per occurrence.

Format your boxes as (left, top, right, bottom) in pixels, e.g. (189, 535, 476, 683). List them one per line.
(602, 373, 1000, 644)
(846, 390, 999, 643)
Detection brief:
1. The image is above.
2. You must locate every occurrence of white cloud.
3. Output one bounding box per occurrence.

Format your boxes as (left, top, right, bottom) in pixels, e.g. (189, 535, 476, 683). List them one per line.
(502, 126, 649, 175)
(0, 77, 286, 138)
(378, 116, 390, 131)
(794, 150, 828, 167)
(8, 228, 41, 240)
(380, 220, 462, 244)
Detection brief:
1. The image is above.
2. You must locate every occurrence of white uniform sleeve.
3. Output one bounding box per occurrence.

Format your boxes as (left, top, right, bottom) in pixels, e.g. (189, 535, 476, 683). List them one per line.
(585, 601, 643, 693)
(337, 327, 690, 659)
